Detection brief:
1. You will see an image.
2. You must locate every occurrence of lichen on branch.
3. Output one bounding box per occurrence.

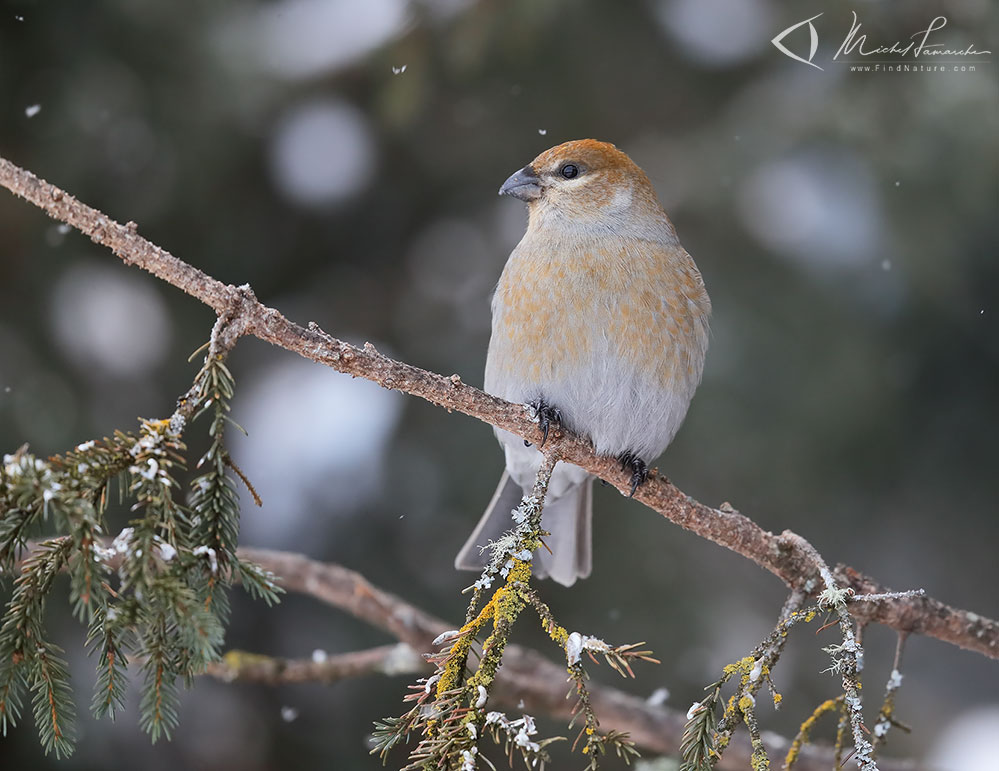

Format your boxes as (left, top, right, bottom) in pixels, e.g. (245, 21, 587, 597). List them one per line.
(371, 454, 654, 769)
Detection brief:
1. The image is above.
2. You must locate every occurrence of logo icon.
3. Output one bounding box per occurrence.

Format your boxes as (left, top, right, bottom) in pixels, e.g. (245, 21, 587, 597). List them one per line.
(772, 13, 824, 70)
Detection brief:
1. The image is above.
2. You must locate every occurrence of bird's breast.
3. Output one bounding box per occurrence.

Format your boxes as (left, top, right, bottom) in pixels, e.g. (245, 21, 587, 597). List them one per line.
(486, 237, 710, 395)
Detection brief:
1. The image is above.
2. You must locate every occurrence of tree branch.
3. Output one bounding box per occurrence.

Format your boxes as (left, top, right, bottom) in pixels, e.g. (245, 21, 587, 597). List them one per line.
(204, 643, 427, 685)
(1, 153, 995, 661)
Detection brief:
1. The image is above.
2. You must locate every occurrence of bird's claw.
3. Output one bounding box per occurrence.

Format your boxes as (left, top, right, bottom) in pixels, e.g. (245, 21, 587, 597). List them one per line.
(618, 452, 649, 497)
(528, 399, 563, 448)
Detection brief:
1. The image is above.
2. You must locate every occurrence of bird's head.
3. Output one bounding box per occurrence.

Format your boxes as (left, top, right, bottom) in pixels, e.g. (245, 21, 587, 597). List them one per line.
(498, 139, 674, 239)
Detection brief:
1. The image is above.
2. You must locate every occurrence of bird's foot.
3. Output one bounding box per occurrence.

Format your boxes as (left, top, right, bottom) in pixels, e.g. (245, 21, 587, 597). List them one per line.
(526, 399, 563, 448)
(618, 451, 649, 497)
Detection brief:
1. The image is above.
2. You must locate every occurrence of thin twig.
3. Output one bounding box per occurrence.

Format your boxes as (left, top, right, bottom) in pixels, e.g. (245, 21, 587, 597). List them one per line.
(203, 643, 427, 685)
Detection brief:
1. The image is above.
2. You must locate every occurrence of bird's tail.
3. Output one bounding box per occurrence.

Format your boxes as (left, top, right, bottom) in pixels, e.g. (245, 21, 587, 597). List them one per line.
(455, 471, 593, 587)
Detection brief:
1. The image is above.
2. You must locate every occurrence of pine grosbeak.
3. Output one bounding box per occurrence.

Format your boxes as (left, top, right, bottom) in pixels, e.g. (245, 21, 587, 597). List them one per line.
(456, 139, 711, 586)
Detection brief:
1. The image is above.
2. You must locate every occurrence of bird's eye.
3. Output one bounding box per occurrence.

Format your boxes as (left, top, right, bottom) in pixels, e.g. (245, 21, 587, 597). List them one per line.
(559, 164, 579, 179)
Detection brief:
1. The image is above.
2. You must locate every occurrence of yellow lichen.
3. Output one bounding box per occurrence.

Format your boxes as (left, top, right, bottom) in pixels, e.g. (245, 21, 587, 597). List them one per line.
(784, 698, 842, 769)
(750, 748, 770, 771)
(435, 640, 471, 700)
(221, 649, 271, 668)
(429, 552, 545, 741)
(506, 558, 532, 585)
(722, 655, 754, 677)
(722, 692, 739, 724)
(435, 590, 504, 699)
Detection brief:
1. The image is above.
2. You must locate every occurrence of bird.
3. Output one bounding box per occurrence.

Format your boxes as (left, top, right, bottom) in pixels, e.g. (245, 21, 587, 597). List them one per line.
(455, 139, 711, 586)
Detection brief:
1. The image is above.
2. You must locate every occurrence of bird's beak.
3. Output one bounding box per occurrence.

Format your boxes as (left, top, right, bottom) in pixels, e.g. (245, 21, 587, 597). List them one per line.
(498, 165, 542, 202)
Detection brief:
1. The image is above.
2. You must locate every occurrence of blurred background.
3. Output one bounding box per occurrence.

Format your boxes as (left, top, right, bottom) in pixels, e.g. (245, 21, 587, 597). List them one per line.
(1, 0, 997, 768)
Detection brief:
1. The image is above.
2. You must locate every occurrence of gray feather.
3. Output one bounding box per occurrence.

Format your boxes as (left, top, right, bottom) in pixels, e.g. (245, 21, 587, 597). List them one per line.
(455, 472, 523, 571)
(456, 472, 593, 587)
(533, 477, 592, 586)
